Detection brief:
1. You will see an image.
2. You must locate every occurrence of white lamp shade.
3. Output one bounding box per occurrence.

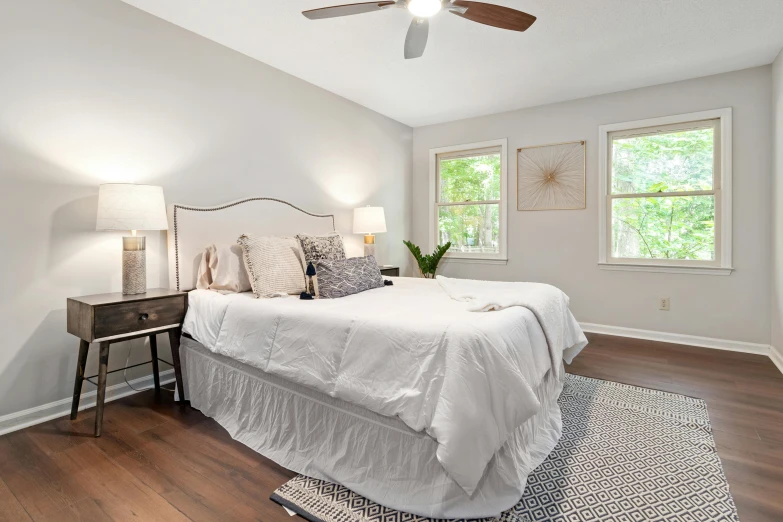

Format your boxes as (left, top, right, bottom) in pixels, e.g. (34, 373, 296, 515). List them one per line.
(353, 206, 387, 234)
(96, 184, 168, 231)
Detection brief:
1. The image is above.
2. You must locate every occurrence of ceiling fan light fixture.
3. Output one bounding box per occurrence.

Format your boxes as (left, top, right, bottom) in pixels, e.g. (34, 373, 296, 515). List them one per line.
(407, 0, 441, 18)
(303, 1, 537, 60)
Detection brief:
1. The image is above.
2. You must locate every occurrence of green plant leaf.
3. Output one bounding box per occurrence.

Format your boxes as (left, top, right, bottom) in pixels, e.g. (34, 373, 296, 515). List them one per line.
(403, 240, 452, 277)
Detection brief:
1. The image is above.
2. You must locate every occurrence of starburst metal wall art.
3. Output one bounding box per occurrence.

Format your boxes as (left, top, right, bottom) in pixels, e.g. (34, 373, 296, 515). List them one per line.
(517, 140, 585, 211)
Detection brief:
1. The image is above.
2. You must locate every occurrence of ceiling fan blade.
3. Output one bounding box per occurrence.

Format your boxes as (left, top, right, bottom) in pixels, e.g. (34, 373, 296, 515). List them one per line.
(404, 18, 429, 59)
(303, 1, 395, 20)
(450, 1, 536, 32)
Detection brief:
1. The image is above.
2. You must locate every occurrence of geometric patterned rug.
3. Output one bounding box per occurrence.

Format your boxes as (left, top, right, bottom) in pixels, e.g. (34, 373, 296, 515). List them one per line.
(270, 374, 740, 522)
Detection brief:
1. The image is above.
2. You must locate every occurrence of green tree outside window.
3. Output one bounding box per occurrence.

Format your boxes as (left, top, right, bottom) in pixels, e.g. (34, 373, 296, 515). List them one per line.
(611, 126, 716, 261)
(438, 153, 501, 255)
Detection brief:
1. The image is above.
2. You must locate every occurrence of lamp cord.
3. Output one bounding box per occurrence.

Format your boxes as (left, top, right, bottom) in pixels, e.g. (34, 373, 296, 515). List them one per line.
(123, 341, 175, 393)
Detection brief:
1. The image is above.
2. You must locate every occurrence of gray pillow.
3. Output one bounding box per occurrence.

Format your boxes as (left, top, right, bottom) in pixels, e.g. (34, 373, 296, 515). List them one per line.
(296, 233, 346, 294)
(295, 233, 346, 264)
(313, 256, 384, 299)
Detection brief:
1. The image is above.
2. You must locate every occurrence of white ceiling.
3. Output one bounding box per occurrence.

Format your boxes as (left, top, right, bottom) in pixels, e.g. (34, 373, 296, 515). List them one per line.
(120, 0, 783, 127)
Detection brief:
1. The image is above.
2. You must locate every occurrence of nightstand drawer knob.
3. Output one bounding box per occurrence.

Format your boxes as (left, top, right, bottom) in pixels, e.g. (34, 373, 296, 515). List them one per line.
(139, 313, 149, 321)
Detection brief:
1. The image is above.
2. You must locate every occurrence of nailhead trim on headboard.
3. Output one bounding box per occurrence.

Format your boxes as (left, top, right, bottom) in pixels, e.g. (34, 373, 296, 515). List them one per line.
(172, 198, 336, 291)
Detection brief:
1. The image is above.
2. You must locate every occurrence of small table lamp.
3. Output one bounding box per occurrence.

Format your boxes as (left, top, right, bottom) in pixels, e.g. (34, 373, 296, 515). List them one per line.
(353, 206, 386, 258)
(96, 184, 168, 295)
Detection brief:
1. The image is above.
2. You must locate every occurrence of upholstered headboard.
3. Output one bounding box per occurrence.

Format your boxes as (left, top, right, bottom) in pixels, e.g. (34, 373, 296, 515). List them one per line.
(167, 198, 336, 291)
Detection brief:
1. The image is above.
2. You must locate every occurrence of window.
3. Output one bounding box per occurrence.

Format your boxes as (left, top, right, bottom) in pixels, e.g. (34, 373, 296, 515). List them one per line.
(599, 109, 732, 275)
(429, 139, 508, 262)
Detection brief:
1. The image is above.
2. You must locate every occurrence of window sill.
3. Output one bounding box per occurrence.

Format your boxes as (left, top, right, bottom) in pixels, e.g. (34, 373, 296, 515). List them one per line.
(442, 257, 508, 266)
(598, 263, 733, 276)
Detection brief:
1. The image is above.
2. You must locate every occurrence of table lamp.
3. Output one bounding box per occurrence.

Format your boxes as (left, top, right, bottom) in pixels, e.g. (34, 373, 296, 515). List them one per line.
(353, 206, 386, 258)
(96, 184, 168, 295)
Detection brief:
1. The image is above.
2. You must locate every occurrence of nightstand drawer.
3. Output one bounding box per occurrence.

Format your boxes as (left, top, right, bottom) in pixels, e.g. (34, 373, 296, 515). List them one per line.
(94, 296, 186, 339)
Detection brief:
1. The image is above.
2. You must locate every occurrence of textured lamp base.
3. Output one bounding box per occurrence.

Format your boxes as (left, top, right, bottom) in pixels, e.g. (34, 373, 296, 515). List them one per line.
(122, 237, 146, 295)
(363, 234, 375, 258)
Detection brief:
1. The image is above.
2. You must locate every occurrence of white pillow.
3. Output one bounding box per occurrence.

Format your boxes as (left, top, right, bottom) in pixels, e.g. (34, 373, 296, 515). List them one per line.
(237, 234, 307, 298)
(196, 244, 252, 294)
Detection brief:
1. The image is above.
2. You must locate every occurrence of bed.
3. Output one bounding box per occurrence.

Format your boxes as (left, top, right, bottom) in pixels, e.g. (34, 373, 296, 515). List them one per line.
(167, 198, 587, 518)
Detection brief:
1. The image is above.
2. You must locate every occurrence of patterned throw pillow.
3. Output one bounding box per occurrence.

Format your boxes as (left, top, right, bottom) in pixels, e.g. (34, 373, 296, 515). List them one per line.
(237, 234, 306, 298)
(296, 233, 346, 294)
(295, 233, 346, 263)
(313, 255, 384, 299)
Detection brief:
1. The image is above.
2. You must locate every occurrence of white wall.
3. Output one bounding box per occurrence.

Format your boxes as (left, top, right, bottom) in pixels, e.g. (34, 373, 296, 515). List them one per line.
(772, 52, 783, 352)
(0, 0, 412, 419)
(412, 67, 772, 344)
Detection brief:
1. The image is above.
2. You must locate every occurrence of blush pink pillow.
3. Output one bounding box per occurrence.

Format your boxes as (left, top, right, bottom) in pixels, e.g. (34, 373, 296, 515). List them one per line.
(196, 244, 252, 293)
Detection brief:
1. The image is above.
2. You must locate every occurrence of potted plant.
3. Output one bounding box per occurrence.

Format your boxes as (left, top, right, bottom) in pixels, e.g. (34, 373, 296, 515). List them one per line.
(403, 240, 452, 279)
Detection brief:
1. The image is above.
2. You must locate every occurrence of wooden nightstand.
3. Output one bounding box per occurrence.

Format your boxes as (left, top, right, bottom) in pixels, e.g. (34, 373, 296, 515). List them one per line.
(66, 289, 188, 436)
(379, 266, 400, 277)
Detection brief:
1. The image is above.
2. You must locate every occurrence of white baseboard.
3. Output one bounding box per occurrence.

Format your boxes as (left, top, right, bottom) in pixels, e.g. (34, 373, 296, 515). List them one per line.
(770, 345, 783, 374)
(579, 322, 771, 356)
(0, 370, 175, 437)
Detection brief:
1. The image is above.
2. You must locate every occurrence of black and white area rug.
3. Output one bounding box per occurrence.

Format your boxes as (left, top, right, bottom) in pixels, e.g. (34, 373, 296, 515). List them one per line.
(270, 374, 739, 522)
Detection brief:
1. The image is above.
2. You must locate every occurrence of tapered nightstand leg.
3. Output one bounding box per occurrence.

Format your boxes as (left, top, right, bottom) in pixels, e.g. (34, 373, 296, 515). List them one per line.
(168, 328, 186, 405)
(94, 341, 110, 437)
(70, 340, 90, 420)
(149, 335, 161, 397)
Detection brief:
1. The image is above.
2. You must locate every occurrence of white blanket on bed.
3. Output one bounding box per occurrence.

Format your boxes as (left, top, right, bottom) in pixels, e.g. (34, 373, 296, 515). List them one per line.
(183, 277, 587, 496)
(436, 275, 585, 372)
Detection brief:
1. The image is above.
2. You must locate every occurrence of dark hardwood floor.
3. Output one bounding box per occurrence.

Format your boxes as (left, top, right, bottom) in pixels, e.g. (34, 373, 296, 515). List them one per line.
(1, 333, 781, 521)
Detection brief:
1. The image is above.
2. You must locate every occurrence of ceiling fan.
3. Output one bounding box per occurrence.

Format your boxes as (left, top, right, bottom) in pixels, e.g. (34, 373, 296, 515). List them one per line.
(302, 0, 536, 59)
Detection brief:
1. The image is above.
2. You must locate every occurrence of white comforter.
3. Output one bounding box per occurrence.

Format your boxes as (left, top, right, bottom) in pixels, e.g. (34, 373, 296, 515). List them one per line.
(436, 276, 586, 375)
(184, 276, 586, 495)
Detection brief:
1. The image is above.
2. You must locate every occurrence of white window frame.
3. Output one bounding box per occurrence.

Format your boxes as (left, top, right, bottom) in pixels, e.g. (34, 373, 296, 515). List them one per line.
(428, 138, 508, 263)
(598, 108, 733, 276)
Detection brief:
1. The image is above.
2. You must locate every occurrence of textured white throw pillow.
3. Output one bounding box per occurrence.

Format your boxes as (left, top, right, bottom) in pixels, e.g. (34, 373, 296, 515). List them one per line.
(237, 235, 307, 298)
(196, 244, 252, 294)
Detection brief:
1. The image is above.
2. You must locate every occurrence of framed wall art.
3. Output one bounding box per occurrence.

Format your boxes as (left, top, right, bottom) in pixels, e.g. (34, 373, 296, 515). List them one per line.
(517, 140, 585, 211)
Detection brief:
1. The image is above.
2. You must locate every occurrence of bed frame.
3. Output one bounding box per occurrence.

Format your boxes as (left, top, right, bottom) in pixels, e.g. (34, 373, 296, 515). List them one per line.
(164, 196, 566, 518)
(166, 197, 335, 291)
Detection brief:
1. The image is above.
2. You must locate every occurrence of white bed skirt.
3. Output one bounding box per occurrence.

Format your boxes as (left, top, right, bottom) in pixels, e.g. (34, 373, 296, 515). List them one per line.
(180, 336, 564, 518)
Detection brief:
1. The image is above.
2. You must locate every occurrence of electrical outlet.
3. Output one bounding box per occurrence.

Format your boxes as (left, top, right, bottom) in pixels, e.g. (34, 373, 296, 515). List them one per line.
(659, 297, 670, 311)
